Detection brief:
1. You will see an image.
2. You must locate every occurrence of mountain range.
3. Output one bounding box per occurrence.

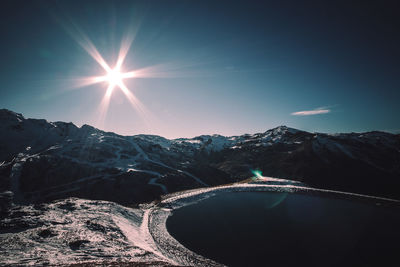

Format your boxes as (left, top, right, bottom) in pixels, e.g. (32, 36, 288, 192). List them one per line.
(1, 108, 399, 209)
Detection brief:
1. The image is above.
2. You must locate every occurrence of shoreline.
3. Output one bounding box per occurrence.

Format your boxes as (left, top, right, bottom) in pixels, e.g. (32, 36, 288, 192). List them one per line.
(148, 180, 400, 266)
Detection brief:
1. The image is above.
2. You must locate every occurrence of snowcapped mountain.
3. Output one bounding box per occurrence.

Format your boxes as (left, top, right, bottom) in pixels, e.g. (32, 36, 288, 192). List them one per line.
(1, 108, 400, 209)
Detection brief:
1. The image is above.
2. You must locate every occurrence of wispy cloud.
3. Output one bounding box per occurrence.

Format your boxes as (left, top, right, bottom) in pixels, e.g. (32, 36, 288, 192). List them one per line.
(291, 107, 330, 116)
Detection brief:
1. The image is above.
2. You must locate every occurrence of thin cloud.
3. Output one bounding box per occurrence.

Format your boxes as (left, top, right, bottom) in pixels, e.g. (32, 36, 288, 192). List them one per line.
(291, 107, 331, 116)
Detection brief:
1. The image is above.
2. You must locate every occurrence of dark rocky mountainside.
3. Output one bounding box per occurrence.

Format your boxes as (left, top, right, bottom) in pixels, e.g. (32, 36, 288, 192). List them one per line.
(1, 109, 399, 209)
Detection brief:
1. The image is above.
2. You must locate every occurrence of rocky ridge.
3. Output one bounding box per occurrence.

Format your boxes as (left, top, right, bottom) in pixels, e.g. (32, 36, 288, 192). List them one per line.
(0, 108, 399, 209)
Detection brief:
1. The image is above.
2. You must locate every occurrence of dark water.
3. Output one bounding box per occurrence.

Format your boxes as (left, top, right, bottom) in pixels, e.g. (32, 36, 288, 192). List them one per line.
(167, 192, 400, 267)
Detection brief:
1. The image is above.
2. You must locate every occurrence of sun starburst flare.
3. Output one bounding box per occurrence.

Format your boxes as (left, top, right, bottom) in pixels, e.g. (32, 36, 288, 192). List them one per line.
(58, 17, 220, 130)
(58, 18, 156, 128)
(90, 62, 150, 129)
(87, 59, 148, 128)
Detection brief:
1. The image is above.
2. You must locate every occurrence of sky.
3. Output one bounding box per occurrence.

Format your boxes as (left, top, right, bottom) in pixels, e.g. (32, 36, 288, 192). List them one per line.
(0, 0, 399, 138)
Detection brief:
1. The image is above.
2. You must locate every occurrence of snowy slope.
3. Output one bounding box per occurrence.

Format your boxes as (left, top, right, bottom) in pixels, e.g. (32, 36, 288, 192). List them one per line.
(0, 197, 175, 266)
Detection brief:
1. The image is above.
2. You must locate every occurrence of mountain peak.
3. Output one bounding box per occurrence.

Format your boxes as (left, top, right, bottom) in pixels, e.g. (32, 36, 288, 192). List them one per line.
(80, 124, 99, 134)
(0, 108, 25, 122)
(268, 125, 300, 135)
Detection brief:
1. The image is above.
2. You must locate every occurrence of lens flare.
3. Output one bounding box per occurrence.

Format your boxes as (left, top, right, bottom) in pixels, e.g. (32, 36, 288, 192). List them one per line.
(251, 170, 264, 179)
(58, 16, 200, 130)
(96, 84, 115, 128)
(63, 27, 149, 126)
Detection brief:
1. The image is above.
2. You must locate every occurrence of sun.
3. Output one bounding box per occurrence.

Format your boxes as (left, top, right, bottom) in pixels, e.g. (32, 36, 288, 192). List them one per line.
(106, 67, 123, 86)
(66, 26, 148, 126)
(93, 65, 136, 90)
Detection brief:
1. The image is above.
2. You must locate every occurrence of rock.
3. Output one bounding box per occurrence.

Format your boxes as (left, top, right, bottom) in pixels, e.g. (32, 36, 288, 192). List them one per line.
(57, 201, 76, 211)
(86, 220, 106, 233)
(38, 228, 57, 238)
(69, 239, 90, 250)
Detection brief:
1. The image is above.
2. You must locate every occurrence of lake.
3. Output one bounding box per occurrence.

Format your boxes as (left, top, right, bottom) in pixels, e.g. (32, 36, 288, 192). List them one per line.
(166, 191, 400, 266)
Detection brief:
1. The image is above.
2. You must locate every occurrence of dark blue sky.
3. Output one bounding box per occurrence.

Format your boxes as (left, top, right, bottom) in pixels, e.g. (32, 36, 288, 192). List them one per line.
(1, 0, 399, 138)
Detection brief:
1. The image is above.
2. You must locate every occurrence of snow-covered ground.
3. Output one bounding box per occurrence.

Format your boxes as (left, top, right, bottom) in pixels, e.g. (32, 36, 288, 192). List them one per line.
(2, 178, 399, 266)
